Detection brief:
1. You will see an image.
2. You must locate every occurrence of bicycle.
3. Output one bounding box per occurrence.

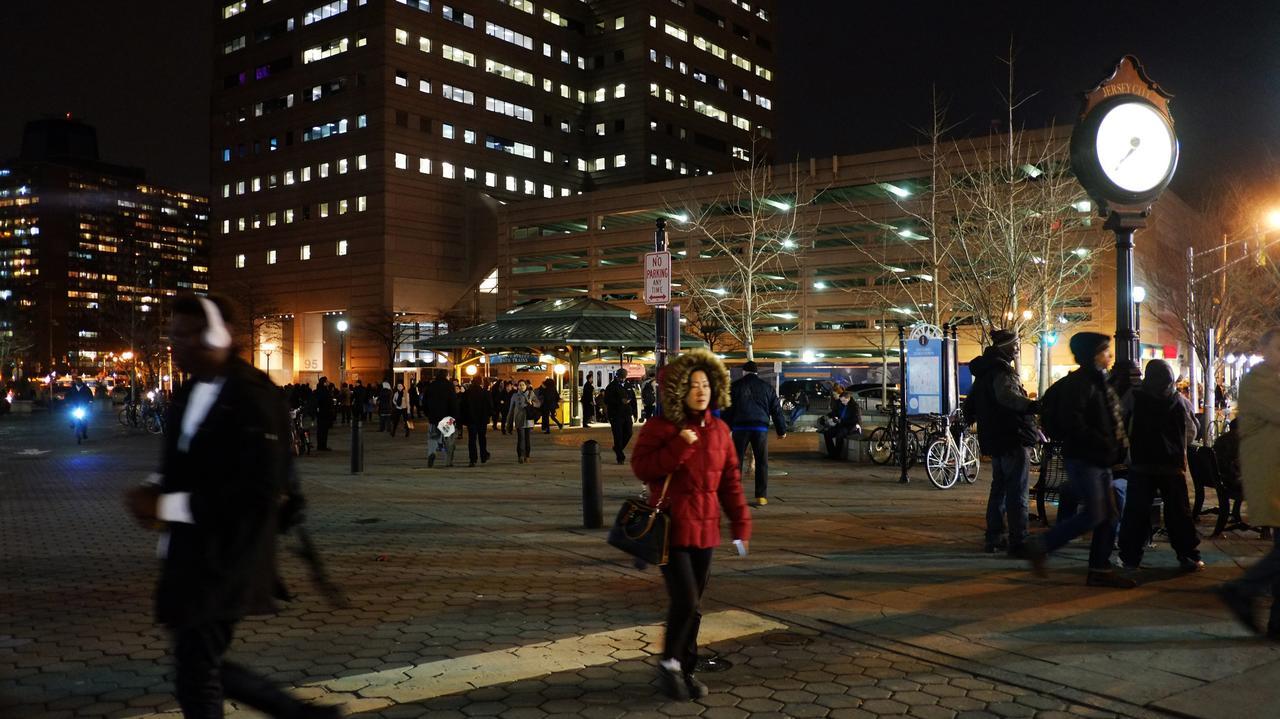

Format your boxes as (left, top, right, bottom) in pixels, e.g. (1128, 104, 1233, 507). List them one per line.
(290, 408, 312, 457)
(924, 409, 980, 490)
(118, 400, 142, 429)
(865, 402, 920, 468)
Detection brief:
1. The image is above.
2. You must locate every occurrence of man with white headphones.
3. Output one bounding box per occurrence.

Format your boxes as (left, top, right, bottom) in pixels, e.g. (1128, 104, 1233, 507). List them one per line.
(125, 294, 340, 718)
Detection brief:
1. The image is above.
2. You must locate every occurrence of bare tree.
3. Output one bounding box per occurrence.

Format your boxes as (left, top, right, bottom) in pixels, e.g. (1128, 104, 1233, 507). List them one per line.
(841, 54, 1098, 391)
(224, 280, 283, 362)
(681, 297, 740, 355)
(0, 298, 32, 383)
(669, 145, 818, 360)
(359, 308, 427, 372)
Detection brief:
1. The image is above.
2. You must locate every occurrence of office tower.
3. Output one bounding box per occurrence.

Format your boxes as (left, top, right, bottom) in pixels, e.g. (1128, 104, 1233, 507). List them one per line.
(209, 0, 774, 383)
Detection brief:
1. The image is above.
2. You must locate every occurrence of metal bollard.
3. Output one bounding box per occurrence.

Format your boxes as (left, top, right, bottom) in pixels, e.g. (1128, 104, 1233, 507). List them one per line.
(582, 439, 603, 528)
(350, 418, 364, 474)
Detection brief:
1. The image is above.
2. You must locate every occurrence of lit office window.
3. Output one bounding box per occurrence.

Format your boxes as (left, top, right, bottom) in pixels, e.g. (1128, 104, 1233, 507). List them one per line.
(443, 123, 455, 139)
(614, 83, 626, 98)
(235, 253, 246, 268)
(267, 250, 277, 265)
(357, 154, 367, 170)
(442, 162, 456, 179)
(357, 196, 367, 211)
(615, 16, 625, 29)
(338, 199, 349, 214)
(485, 171, 497, 187)
(319, 202, 329, 218)
(419, 157, 432, 174)
(394, 152, 408, 169)
(337, 240, 348, 256)
(395, 28, 408, 44)
(300, 244, 311, 260)
(614, 154, 627, 167)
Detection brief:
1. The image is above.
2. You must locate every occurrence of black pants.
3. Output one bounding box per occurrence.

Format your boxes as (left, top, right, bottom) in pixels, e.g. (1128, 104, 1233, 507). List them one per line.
(316, 416, 333, 449)
(541, 407, 563, 432)
(173, 620, 307, 719)
(1118, 471, 1201, 567)
(610, 416, 633, 461)
(582, 404, 594, 427)
(515, 426, 532, 458)
(660, 547, 714, 673)
(467, 422, 488, 463)
(733, 430, 769, 499)
(823, 429, 849, 459)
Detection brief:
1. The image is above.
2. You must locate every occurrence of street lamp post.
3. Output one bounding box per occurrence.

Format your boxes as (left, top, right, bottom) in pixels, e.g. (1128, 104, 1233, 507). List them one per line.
(337, 320, 348, 384)
(262, 342, 276, 382)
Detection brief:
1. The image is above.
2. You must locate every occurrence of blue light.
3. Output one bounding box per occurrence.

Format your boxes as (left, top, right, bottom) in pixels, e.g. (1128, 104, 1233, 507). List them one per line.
(1042, 331, 1058, 346)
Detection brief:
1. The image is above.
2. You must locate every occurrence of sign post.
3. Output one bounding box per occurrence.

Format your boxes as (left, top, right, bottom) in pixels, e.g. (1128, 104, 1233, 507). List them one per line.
(647, 220, 673, 374)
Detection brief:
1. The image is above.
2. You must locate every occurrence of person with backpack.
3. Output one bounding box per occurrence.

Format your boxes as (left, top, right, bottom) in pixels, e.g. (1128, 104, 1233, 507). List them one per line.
(1027, 332, 1135, 588)
(1116, 359, 1202, 572)
(964, 329, 1040, 556)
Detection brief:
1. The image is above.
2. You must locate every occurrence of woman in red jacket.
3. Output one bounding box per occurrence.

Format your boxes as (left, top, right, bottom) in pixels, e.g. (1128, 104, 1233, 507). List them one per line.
(630, 348, 752, 701)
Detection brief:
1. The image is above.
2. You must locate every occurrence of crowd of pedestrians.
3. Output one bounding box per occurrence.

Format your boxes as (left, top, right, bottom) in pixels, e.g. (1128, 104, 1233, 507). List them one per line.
(120, 292, 1280, 715)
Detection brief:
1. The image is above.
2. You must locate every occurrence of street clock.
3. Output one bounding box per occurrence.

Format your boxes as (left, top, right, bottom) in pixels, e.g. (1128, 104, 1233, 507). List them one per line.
(1070, 55, 1179, 211)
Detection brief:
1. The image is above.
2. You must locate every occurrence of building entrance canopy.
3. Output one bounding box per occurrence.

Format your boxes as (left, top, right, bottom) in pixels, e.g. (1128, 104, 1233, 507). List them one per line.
(414, 297, 704, 423)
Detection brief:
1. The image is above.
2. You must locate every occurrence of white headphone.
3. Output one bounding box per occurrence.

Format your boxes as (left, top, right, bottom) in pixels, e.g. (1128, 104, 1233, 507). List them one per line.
(197, 297, 233, 349)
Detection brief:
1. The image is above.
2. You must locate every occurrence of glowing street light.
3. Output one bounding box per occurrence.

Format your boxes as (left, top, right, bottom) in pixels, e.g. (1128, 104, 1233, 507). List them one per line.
(1267, 209, 1280, 230)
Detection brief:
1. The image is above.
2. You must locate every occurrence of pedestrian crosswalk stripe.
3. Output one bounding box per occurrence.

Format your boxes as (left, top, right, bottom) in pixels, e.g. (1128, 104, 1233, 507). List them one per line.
(125, 609, 786, 717)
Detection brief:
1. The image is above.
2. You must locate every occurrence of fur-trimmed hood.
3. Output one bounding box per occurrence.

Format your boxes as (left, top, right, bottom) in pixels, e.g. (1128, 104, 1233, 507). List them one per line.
(659, 348, 731, 425)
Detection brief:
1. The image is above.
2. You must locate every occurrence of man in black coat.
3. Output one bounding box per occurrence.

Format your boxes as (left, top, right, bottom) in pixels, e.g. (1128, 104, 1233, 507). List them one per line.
(724, 361, 787, 506)
(1029, 332, 1134, 588)
(424, 371, 458, 467)
(314, 377, 335, 451)
(821, 392, 863, 459)
(581, 378, 595, 428)
(604, 368, 636, 464)
(964, 330, 1040, 556)
(124, 294, 336, 719)
(351, 380, 367, 424)
(460, 380, 493, 466)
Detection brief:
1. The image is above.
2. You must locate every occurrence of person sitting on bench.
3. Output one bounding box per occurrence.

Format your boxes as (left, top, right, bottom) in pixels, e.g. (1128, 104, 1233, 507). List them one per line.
(822, 392, 862, 459)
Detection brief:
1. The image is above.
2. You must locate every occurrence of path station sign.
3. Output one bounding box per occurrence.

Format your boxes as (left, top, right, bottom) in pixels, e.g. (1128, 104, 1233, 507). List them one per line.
(643, 251, 672, 306)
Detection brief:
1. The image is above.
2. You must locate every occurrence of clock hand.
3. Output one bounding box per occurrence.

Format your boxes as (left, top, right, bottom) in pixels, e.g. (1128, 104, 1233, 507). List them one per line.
(1112, 137, 1142, 172)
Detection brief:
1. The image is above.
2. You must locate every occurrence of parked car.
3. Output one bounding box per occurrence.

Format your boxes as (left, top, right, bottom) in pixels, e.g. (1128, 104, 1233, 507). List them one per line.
(841, 383, 900, 419)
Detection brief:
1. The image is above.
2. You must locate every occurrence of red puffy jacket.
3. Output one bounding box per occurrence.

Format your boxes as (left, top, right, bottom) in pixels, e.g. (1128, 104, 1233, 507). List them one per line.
(630, 412, 752, 549)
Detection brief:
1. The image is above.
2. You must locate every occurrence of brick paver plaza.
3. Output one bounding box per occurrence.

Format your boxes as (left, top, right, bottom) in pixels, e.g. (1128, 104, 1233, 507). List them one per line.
(4, 407, 1279, 718)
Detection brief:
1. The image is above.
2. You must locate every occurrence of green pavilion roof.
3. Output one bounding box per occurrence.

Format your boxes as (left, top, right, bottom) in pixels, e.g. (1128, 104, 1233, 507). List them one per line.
(414, 298, 706, 350)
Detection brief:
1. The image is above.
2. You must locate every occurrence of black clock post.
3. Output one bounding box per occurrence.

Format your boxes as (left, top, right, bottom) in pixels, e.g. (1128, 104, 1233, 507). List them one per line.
(1070, 56, 1179, 371)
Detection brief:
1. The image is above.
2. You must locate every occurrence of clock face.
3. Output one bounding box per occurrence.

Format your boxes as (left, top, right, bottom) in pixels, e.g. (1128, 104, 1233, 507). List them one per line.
(1094, 101, 1176, 194)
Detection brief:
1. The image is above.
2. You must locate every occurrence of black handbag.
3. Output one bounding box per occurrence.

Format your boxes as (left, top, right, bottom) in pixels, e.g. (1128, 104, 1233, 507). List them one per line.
(607, 475, 672, 566)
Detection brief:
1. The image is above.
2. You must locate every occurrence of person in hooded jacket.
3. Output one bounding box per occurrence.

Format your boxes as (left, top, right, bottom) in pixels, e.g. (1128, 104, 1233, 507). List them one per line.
(963, 329, 1040, 556)
(630, 348, 751, 702)
(1117, 359, 1202, 572)
(1027, 332, 1135, 588)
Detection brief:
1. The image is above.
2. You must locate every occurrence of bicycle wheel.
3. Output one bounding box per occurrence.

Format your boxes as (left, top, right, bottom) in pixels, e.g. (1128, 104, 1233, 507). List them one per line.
(961, 435, 980, 483)
(145, 413, 163, 435)
(867, 427, 894, 465)
(926, 436, 959, 489)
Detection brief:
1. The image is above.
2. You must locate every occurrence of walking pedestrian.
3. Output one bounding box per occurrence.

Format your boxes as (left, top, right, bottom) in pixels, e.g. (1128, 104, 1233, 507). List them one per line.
(1027, 332, 1135, 588)
(630, 348, 751, 702)
(604, 369, 637, 464)
(461, 379, 493, 466)
(1218, 328, 1280, 635)
(641, 373, 657, 421)
(376, 381, 392, 432)
(351, 380, 367, 425)
(424, 371, 457, 467)
(723, 361, 787, 506)
(964, 329, 1040, 556)
(123, 294, 338, 719)
(339, 382, 352, 425)
(315, 376, 335, 451)
(581, 378, 596, 427)
(539, 377, 563, 432)
(389, 382, 412, 437)
(1117, 359, 1203, 571)
(408, 378, 421, 419)
(507, 379, 535, 463)
(490, 379, 506, 431)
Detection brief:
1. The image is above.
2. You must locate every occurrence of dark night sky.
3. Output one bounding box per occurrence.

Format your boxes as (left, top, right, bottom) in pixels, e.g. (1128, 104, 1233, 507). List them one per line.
(2, 2, 1278, 207)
